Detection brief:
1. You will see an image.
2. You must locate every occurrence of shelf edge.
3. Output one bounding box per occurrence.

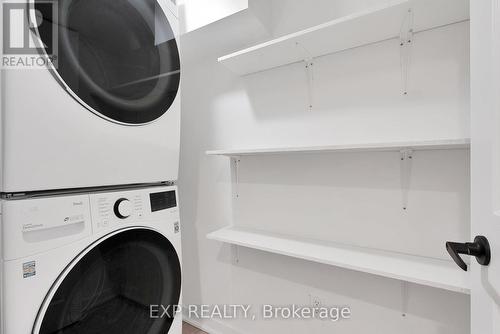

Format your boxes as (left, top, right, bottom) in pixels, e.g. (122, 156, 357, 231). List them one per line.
(218, 0, 410, 63)
(207, 227, 470, 294)
(206, 138, 471, 157)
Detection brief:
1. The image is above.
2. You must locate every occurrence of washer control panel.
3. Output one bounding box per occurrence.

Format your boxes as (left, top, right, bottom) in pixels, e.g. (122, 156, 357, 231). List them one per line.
(89, 186, 178, 232)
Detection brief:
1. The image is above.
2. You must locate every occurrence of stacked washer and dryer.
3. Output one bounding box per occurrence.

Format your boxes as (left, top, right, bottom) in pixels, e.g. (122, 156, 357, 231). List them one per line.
(1, 0, 183, 333)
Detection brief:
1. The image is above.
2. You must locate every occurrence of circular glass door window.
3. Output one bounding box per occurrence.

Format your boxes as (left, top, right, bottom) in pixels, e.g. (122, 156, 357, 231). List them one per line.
(33, 0, 180, 125)
(35, 229, 182, 334)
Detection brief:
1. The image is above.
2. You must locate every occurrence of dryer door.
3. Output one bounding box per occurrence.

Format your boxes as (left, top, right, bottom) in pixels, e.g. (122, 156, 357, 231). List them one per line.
(32, 0, 180, 125)
(33, 228, 182, 334)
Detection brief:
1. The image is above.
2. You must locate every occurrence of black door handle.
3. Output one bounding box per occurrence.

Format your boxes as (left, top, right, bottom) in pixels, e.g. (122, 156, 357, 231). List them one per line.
(446, 236, 491, 271)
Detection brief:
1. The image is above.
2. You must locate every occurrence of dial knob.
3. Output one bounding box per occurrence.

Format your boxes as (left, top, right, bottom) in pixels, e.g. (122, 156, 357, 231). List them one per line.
(114, 198, 132, 219)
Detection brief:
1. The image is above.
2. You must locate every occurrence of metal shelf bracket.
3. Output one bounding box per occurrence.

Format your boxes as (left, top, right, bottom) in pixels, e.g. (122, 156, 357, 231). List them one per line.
(400, 9, 414, 95)
(232, 157, 241, 198)
(296, 41, 315, 111)
(232, 244, 240, 264)
(304, 58, 314, 112)
(401, 281, 409, 317)
(400, 149, 413, 210)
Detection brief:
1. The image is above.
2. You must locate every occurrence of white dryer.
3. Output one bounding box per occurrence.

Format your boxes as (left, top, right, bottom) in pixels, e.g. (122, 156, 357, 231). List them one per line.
(0, 0, 181, 193)
(0, 185, 182, 334)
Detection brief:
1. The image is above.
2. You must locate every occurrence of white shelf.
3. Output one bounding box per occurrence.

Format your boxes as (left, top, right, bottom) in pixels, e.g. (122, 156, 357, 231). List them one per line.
(206, 138, 470, 157)
(218, 0, 469, 75)
(207, 226, 470, 294)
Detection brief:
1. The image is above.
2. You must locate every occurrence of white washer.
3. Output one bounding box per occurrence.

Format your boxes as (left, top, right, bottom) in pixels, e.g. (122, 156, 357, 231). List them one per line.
(0, 0, 181, 193)
(0, 185, 182, 334)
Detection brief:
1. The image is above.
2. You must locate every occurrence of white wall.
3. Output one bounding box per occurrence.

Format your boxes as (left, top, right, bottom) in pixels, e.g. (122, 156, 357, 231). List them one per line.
(179, 2, 470, 333)
(178, 0, 272, 36)
(270, 0, 390, 36)
(178, 0, 248, 34)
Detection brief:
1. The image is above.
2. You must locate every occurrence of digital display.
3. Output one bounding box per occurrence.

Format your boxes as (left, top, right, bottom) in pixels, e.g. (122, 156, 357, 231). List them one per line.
(150, 191, 177, 212)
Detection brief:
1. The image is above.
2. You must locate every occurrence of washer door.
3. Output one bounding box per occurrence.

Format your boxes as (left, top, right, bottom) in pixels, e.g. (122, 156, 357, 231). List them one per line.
(34, 228, 181, 334)
(33, 0, 180, 125)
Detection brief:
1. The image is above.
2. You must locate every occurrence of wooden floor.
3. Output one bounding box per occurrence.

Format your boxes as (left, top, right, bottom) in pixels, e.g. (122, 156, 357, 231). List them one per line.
(183, 322, 208, 334)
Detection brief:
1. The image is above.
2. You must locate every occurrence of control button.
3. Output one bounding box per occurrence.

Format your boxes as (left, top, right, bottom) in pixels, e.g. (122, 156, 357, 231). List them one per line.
(114, 198, 132, 219)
